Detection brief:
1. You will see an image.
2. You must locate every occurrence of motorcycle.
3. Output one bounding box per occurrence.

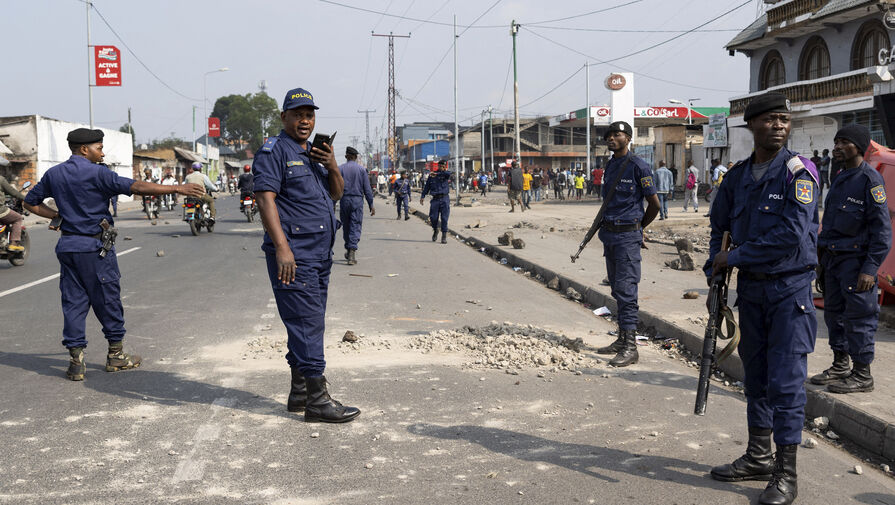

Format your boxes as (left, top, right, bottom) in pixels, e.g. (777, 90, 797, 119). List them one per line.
(143, 195, 160, 220)
(161, 193, 176, 211)
(241, 194, 257, 222)
(0, 181, 32, 267)
(182, 196, 214, 236)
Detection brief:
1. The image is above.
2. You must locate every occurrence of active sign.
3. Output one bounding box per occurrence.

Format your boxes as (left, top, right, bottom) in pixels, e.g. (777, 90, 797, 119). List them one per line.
(94, 46, 121, 86)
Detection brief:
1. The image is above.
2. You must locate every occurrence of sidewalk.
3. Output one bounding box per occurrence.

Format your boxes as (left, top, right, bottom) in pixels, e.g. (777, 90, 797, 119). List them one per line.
(396, 185, 895, 462)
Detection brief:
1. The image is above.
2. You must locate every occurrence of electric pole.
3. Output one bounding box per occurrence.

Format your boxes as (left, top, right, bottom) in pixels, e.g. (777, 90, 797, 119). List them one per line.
(511, 20, 521, 162)
(453, 15, 460, 201)
(585, 62, 591, 176)
(372, 32, 410, 173)
(358, 109, 376, 169)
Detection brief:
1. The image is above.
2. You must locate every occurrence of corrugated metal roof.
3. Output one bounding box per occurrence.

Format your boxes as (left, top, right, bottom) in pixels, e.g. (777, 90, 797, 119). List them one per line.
(0, 139, 12, 155)
(812, 0, 874, 19)
(173, 147, 207, 163)
(726, 14, 767, 49)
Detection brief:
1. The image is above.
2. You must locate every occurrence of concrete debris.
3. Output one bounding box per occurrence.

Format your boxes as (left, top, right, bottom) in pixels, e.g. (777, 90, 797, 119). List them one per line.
(802, 438, 818, 449)
(881, 464, 890, 473)
(826, 430, 840, 440)
(812, 416, 829, 431)
(123, 236, 133, 240)
(365, 463, 374, 469)
(565, 287, 583, 301)
(674, 238, 695, 253)
(171, 234, 180, 238)
(310, 432, 320, 438)
(342, 330, 359, 343)
(498, 232, 514, 246)
(151, 220, 157, 226)
(682, 291, 699, 299)
(165, 221, 170, 224)
(853, 465, 863, 475)
(666, 250, 695, 271)
(465, 300, 481, 305)
(511, 238, 526, 249)
(156, 250, 165, 257)
(416, 304, 422, 309)
(406, 323, 597, 374)
(512, 221, 537, 229)
(547, 277, 560, 290)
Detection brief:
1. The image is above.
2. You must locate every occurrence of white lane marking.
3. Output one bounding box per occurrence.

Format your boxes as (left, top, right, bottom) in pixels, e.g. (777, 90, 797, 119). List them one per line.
(0, 246, 141, 299)
(172, 396, 234, 483)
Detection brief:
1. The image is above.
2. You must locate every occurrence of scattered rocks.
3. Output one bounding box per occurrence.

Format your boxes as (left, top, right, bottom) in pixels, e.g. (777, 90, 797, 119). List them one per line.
(498, 232, 514, 246)
(171, 234, 181, 238)
(123, 236, 133, 241)
(310, 432, 320, 438)
(826, 430, 840, 440)
(547, 277, 560, 290)
(151, 220, 158, 226)
(365, 463, 374, 469)
(802, 438, 818, 449)
(164, 221, 171, 224)
(682, 291, 699, 300)
(156, 250, 165, 257)
(511, 238, 525, 249)
(565, 287, 582, 301)
(853, 464, 863, 475)
(342, 330, 359, 343)
(812, 416, 829, 431)
(674, 238, 695, 253)
(881, 464, 890, 473)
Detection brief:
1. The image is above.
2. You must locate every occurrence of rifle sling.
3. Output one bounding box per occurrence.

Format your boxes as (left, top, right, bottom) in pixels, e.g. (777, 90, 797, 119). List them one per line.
(588, 156, 634, 232)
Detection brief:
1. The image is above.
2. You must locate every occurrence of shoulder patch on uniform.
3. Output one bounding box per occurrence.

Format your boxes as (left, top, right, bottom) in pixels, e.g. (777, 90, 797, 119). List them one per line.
(871, 184, 887, 203)
(286, 160, 305, 167)
(261, 137, 279, 152)
(640, 176, 653, 188)
(795, 179, 813, 205)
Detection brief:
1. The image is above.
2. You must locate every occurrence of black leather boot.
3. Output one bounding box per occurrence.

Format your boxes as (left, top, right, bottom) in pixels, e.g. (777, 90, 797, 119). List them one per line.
(608, 330, 638, 367)
(432, 229, 438, 242)
(597, 330, 625, 355)
(304, 375, 361, 423)
(710, 427, 774, 481)
(67, 347, 86, 381)
(759, 444, 797, 505)
(441, 231, 447, 244)
(287, 367, 307, 412)
(809, 350, 850, 385)
(347, 249, 357, 265)
(828, 361, 873, 393)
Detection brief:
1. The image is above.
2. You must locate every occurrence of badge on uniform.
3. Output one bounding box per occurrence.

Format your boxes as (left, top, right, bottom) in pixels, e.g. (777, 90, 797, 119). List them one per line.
(261, 137, 278, 152)
(640, 176, 653, 188)
(286, 160, 305, 167)
(795, 179, 813, 205)
(871, 184, 887, 203)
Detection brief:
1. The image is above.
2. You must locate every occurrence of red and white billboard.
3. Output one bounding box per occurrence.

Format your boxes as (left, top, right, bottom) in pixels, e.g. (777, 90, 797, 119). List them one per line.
(208, 118, 221, 137)
(94, 46, 121, 86)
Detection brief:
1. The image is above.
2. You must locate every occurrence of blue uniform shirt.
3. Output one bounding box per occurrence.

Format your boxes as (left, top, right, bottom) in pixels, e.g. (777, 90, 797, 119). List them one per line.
(818, 161, 891, 276)
(705, 148, 819, 280)
(601, 152, 657, 225)
(339, 160, 374, 210)
(421, 170, 453, 197)
(394, 177, 411, 196)
(252, 130, 337, 260)
(24, 155, 134, 253)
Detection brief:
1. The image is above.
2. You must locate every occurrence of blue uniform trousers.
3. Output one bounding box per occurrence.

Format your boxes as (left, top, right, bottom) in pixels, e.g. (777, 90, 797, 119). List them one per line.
(339, 196, 364, 250)
(429, 195, 450, 232)
(396, 194, 410, 217)
(265, 255, 331, 377)
(736, 276, 816, 445)
(822, 255, 878, 364)
(601, 234, 642, 330)
(57, 251, 126, 349)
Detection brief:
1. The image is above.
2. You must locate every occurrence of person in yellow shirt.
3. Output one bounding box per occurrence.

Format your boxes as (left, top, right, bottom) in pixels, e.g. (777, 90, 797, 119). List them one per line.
(574, 171, 585, 200)
(522, 167, 533, 209)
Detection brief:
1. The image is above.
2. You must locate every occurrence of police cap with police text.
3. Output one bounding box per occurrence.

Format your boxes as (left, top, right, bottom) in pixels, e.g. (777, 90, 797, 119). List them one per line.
(282, 87, 319, 111)
(743, 91, 791, 121)
(346, 146, 359, 156)
(603, 121, 633, 140)
(67, 128, 104, 145)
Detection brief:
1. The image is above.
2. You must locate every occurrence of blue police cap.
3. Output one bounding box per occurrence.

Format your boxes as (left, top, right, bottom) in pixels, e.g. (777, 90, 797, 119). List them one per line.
(282, 88, 319, 111)
(67, 128, 104, 144)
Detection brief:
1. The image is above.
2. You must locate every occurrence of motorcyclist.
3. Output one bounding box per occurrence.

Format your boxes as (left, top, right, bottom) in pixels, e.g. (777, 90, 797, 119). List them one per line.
(238, 164, 254, 210)
(160, 168, 177, 206)
(141, 168, 159, 215)
(184, 162, 216, 220)
(0, 175, 27, 252)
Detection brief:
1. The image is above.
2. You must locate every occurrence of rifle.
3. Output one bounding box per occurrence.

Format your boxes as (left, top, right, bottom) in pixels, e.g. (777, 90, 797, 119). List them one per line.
(98, 218, 118, 258)
(694, 231, 739, 416)
(570, 157, 632, 263)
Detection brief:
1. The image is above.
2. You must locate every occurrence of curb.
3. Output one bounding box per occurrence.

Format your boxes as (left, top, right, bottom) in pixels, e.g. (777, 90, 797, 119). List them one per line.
(403, 198, 895, 461)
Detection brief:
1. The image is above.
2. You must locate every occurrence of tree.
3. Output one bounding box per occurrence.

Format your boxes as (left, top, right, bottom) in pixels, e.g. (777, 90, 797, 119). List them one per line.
(119, 123, 135, 146)
(211, 92, 279, 151)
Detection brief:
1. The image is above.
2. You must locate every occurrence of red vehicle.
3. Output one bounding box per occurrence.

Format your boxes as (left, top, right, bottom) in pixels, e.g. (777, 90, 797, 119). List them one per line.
(865, 141, 895, 304)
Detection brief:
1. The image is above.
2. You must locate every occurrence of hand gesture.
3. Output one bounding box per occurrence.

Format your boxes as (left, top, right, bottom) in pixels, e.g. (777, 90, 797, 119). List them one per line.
(178, 183, 204, 198)
(309, 142, 335, 168)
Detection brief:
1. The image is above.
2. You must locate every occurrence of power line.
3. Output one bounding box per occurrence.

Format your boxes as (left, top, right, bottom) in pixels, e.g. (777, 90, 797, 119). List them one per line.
(86, 2, 200, 102)
(520, 64, 584, 108)
(528, 25, 743, 33)
(523, 0, 643, 25)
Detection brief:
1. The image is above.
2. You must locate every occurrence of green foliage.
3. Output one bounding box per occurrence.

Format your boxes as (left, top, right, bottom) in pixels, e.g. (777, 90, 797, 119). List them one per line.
(211, 92, 280, 151)
(147, 137, 191, 150)
(119, 123, 135, 145)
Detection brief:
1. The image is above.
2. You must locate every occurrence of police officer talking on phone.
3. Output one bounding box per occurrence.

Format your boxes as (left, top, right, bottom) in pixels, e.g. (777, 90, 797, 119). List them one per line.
(253, 87, 360, 423)
(23, 128, 203, 381)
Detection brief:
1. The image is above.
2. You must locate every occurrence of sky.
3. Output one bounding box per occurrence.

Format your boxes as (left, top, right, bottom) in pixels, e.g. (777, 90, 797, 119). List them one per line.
(4, 0, 766, 155)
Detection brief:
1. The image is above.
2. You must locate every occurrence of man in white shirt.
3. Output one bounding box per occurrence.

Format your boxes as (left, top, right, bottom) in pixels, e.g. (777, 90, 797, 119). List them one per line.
(705, 159, 727, 217)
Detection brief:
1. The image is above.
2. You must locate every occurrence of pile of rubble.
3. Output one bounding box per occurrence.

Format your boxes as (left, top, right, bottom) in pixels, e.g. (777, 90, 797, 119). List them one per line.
(406, 322, 601, 374)
(244, 335, 287, 360)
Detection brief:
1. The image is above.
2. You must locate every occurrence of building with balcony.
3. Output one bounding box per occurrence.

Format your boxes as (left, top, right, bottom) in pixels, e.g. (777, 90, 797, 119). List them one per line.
(725, 0, 895, 158)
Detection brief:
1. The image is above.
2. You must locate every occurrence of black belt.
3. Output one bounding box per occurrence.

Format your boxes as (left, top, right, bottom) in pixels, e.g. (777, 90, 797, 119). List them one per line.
(739, 271, 782, 281)
(430, 193, 448, 198)
(604, 223, 641, 233)
(62, 231, 103, 239)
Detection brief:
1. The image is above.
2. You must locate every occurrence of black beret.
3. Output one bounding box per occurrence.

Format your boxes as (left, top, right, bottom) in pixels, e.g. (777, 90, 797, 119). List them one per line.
(603, 121, 633, 140)
(346, 146, 359, 156)
(834, 124, 871, 155)
(743, 91, 791, 121)
(67, 128, 104, 144)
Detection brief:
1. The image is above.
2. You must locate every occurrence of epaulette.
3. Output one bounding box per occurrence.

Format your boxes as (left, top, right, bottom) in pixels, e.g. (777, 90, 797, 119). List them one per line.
(260, 137, 279, 152)
(786, 155, 819, 185)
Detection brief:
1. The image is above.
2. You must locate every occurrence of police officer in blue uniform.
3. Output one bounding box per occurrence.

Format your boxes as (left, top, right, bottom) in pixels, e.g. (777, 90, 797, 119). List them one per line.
(594, 121, 661, 367)
(705, 92, 819, 505)
(812, 124, 890, 394)
(253, 87, 360, 423)
(338, 146, 375, 266)
(394, 171, 412, 220)
(23, 128, 202, 381)
(420, 160, 453, 244)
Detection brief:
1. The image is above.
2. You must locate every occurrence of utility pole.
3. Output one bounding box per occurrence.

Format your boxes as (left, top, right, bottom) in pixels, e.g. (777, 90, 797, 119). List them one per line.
(372, 32, 410, 174)
(481, 110, 485, 176)
(358, 109, 376, 169)
(488, 105, 494, 175)
(127, 107, 133, 145)
(192, 105, 197, 152)
(86, 0, 93, 128)
(453, 15, 460, 201)
(511, 20, 521, 162)
(585, 62, 591, 176)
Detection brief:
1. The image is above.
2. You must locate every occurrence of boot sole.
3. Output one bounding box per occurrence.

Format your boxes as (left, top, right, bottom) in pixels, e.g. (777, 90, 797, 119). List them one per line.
(809, 375, 850, 385)
(304, 411, 361, 423)
(827, 385, 874, 394)
(66, 373, 85, 381)
(105, 362, 141, 372)
(596, 348, 623, 355)
(609, 360, 638, 367)
(710, 472, 772, 482)
(287, 404, 306, 413)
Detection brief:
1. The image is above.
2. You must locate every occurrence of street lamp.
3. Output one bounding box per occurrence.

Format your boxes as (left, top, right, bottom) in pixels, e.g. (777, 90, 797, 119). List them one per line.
(668, 98, 700, 125)
(203, 67, 229, 178)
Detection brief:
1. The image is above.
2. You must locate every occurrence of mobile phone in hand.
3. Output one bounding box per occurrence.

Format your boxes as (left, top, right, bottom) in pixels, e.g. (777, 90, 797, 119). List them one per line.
(49, 215, 62, 230)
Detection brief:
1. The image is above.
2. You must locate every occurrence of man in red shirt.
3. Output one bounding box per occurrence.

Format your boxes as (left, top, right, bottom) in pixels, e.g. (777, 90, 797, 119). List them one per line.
(592, 166, 604, 201)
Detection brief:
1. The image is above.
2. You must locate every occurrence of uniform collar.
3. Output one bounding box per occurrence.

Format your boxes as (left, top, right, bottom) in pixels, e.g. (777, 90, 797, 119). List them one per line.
(279, 130, 309, 153)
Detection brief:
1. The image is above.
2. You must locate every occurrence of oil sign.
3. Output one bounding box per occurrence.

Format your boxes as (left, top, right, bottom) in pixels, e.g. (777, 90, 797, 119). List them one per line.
(605, 74, 626, 91)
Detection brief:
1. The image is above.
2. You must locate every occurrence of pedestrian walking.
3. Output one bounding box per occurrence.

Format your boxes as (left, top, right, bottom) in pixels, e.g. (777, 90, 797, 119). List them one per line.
(668, 164, 677, 200)
(819, 148, 831, 207)
(554, 169, 565, 200)
(705, 159, 727, 217)
(338, 146, 375, 265)
(395, 171, 411, 220)
(252, 87, 360, 423)
(420, 160, 453, 243)
(478, 172, 488, 197)
(532, 169, 542, 202)
(682, 160, 699, 212)
(704, 91, 819, 504)
(655, 161, 672, 219)
(574, 171, 585, 200)
(507, 161, 525, 212)
(593, 121, 660, 368)
(522, 167, 533, 208)
(567, 169, 575, 199)
(23, 128, 203, 381)
(593, 166, 603, 201)
(812, 124, 890, 394)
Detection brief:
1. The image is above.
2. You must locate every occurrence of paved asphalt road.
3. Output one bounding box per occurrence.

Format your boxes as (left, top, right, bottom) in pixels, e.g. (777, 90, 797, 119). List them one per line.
(0, 195, 893, 504)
